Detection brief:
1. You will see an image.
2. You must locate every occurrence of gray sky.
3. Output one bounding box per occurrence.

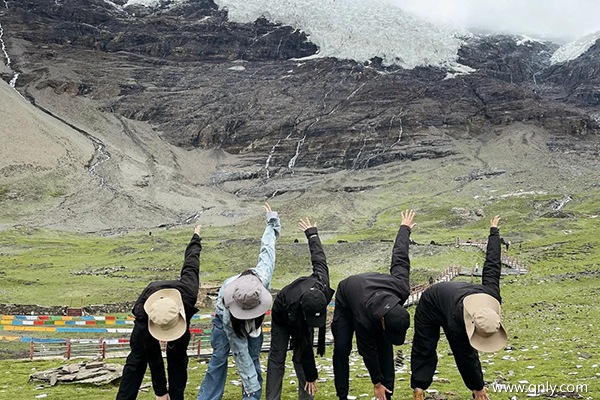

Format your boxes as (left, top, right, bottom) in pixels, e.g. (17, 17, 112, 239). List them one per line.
(389, 0, 600, 43)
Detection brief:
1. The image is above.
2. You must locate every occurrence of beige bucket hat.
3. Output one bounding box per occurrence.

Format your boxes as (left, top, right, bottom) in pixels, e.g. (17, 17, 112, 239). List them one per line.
(463, 293, 507, 352)
(223, 274, 272, 319)
(144, 288, 187, 342)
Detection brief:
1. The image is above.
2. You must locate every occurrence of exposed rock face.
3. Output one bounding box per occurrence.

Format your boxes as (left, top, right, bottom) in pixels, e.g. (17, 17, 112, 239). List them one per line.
(458, 35, 558, 84)
(0, 0, 599, 232)
(2, 0, 599, 174)
(15, 0, 317, 62)
(543, 40, 600, 106)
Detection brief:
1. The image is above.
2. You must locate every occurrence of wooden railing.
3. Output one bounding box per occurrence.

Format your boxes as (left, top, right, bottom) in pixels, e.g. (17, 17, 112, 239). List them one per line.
(26, 330, 216, 360)
(404, 265, 461, 306)
(458, 239, 529, 274)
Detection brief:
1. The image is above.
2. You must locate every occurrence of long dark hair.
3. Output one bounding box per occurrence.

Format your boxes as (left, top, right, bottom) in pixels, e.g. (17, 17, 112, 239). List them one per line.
(289, 316, 313, 358)
(230, 313, 266, 338)
(229, 269, 266, 338)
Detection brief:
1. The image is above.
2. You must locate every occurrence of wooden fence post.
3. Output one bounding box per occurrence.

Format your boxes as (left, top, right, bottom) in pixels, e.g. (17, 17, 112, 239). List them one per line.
(29, 340, 34, 360)
(66, 339, 71, 360)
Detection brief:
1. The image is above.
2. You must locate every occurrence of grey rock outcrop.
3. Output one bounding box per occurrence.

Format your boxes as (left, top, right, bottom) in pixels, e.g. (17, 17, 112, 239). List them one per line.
(543, 40, 600, 106)
(1, 0, 599, 234)
(2, 0, 599, 179)
(29, 360, 124, 386)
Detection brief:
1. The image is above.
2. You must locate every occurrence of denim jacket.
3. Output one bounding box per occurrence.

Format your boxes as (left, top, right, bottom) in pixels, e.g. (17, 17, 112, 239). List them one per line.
(215, 215, 281, 394)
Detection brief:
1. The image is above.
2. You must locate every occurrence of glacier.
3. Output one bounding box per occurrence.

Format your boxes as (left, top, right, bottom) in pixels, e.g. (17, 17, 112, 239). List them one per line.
(551, 30, 600, 64)
(213, 0, 469, 69)
(125, 0, 469, 69)
(116, 0, 600, 69)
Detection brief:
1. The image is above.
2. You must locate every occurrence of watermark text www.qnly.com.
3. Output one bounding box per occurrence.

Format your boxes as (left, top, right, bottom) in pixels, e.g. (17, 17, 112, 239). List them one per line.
(491, 381, 589, 396)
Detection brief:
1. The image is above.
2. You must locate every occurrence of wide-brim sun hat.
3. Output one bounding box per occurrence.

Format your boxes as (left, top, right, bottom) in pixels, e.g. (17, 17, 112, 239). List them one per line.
(144, 288, 187, 342)
(463, 293, 508, 352)
(223, 274, 272, 319)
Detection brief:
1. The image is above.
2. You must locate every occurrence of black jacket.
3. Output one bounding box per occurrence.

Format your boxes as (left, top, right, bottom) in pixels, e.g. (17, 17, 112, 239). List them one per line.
(335, 224, 411, 384)
(416, 226, 501, 390)
(271, 227, 334, 382)
(132, 233, 202, 326)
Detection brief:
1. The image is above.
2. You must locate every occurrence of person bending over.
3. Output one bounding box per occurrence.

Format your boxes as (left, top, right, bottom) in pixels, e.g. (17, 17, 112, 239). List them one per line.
(266, 217, 335, 399)
(411, 216, 507, 400)
(116, 224, 202, 400)
(197, 204, 280, 400)
(332, 210, 415, 400)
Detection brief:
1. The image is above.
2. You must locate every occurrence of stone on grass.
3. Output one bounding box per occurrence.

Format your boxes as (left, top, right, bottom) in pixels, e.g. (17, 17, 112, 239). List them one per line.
(29, 360, 123, 386)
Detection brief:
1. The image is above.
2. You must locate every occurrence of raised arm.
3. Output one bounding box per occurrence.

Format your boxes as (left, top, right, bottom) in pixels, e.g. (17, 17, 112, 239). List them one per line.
(482, 216, 502, 299)
(179, 225, 202, 300)
(390, 210, 414, 296)
(299, 217, 329, 286)
(252, 203, 281, 289)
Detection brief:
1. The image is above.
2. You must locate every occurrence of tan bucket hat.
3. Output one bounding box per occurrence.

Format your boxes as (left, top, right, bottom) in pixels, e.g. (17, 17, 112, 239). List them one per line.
(463, 293, 507, 352)
(144, 288, 187, 342)
(223, 274, 272, 319)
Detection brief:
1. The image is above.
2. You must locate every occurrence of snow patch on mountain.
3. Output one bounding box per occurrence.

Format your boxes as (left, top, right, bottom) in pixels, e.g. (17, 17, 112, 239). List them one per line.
(125, 0, 185, 7)
(516, 35, 546, 46)
(551, 30, 600, 64)
(119, 0, 474, 69)
(444, 63, 476, 80)
(213, 0, 470, 68)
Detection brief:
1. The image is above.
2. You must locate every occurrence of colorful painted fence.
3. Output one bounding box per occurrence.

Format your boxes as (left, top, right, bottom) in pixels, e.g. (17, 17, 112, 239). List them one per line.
(0, 313, 215, 334)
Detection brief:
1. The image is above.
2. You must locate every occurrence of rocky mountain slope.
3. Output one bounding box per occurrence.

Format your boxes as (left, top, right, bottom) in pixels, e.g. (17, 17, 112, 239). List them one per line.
(0, 0, 599, 233)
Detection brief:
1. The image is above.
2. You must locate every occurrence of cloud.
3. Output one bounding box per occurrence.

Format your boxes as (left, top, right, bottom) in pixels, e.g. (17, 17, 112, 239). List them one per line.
(388, 0, 600, 43)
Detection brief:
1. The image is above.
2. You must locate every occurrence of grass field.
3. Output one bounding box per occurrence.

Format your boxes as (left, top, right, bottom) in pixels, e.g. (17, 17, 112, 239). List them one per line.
(1, 185, 599, 399)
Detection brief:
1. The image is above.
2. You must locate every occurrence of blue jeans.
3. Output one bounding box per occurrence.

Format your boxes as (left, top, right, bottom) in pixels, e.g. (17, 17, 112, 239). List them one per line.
(246, 334, 264, 400)
(197, 315, 264, 400)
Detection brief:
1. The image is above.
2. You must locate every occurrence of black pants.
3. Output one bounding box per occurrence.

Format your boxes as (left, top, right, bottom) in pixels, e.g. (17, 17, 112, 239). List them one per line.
(116, 320, 190, 400)
(411, 295, 484, 391)
(332, 304, 394, 400)
(266, 320, 314, 400)
(410, 303, 440, 391)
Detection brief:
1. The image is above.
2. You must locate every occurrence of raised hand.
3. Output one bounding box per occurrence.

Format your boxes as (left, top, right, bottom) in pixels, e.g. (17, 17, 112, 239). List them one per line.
(299, 217, 316, 232)
(194, 224, 201, 236)
(490, 215, 500, 228)
(264, 202, 278, 221)
(401, 209, 416, 229)
(264, 202, 272, 213)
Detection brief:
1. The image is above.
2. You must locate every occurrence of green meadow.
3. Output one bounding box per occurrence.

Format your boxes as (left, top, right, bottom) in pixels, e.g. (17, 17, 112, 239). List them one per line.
(0, 188, 599, 399)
